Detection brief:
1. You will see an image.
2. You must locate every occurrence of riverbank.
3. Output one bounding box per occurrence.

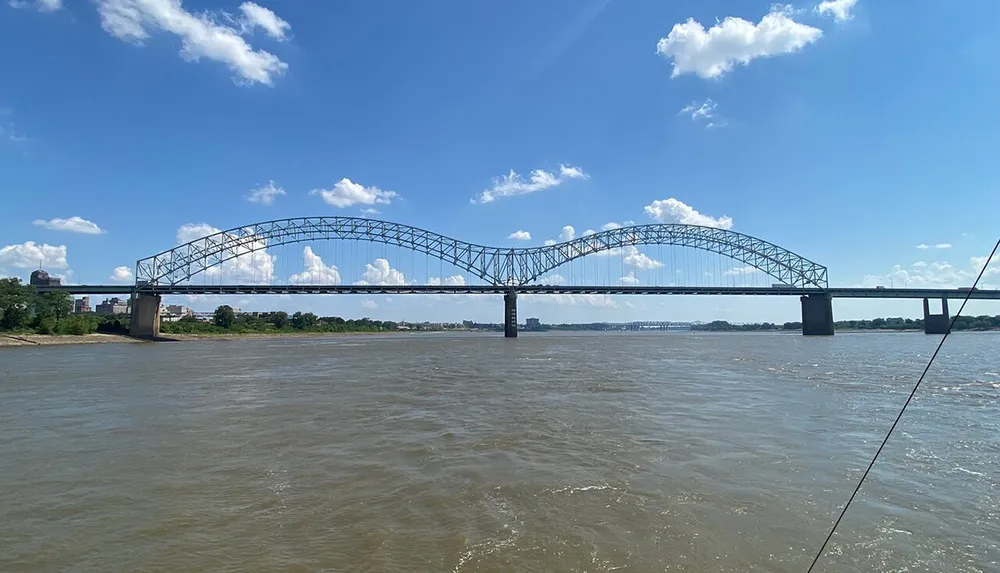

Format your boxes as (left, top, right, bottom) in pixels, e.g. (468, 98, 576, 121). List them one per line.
(162, 331, 408, 342)
(0, 330, 422, 348)
(0, 333, 143, 347)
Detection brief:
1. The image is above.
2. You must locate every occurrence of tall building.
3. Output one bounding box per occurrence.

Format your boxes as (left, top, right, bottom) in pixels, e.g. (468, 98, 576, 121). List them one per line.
(74, 297, 92, 314)
(29, 269, 61, 287)
(525, 317, 541, 329)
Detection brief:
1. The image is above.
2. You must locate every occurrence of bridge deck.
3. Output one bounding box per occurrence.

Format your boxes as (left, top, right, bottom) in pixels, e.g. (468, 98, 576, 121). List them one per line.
(36, 285, 1000, 299)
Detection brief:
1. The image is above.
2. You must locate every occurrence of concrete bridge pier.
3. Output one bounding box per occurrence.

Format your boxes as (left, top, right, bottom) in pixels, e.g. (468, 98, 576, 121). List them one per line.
(504, 289, 518, 338)
(129, 293, 161, 338)
(923, 297, 950, 334)
(800, 293, 834, 336)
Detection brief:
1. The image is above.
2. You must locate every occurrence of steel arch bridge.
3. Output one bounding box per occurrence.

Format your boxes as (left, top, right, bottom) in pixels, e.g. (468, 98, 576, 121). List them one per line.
(134, 216, 829, 289)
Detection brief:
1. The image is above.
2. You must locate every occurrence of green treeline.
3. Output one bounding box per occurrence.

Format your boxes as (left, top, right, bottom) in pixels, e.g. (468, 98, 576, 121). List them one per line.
(0, 280, 397, 337)
(159, 305, 398, 335)
(693, 316, 1000, 332)
(6, 277, 1000, 337)
(0, 278, 127, 335)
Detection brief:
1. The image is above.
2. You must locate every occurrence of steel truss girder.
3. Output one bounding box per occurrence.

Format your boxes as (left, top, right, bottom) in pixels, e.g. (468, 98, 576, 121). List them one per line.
(134, 218, 829, 289)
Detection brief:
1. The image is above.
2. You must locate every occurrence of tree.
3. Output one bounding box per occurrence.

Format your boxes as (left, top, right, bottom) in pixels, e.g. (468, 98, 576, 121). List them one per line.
(36, 291, 71, 322)
(272, 311, 290, 329)
(291, 311, 317, 329)
(0, 278, 35, 331)
(213, 305, 236, 328)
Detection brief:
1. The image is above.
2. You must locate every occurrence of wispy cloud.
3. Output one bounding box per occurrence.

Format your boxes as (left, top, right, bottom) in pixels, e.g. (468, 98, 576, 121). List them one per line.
(916, 243, 952, 250)
(816, 0, 858, 23)
(679, 98, 727, 128)
(33, 216, 106, 235)
(472, 164, 588, 204)
(93, 0, 291, 86)
(9, 0, 62, 12)
(245, 180, 286, 205)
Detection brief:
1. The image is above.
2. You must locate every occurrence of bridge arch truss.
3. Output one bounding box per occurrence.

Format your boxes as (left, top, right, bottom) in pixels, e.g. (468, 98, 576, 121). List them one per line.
(135, 217, 828, 289)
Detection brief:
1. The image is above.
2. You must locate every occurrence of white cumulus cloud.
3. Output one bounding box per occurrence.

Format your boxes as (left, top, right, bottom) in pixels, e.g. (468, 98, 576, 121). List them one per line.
(94, 0, 290, 86)
(472, 164, 588, 204)
(110, 265, 134, 282)
(724, 265, 760, 276)
(622, 245, 664, 270)
(656, 6, 823, 80)
(245, 180, 286, 205)
(0, 241, 68, 270)
(523, 294, 619, 308)
(361, 299, 378, 310)
(356, 258, 405, 285)
(311, 178, 398, 208)
(176, 222, 220, 244)
(816, 0, 858, 22)
(619, 272, 640, 286)
(560, 225, 576, 241)
(862, 256, 1000, 290)
(537, 273, 566, 285)
(428, 275, 466, 286)
(508, 230, 532, 241)
(32, 216, 105, 235)
(289, 246, 341, 284)
(644, 198, 734, 229)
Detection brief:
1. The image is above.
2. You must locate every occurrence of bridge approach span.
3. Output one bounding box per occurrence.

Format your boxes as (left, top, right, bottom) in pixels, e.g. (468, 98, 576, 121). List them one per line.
(41, 284, 1000, 299)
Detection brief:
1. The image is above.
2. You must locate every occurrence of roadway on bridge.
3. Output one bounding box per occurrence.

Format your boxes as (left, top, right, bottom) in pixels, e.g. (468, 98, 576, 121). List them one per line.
(37, 284, 1000, 300)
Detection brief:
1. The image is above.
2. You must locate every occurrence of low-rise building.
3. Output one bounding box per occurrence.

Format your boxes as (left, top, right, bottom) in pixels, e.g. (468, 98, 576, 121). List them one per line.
(163, 304, 193, 317)
(96, 297, 129, 315)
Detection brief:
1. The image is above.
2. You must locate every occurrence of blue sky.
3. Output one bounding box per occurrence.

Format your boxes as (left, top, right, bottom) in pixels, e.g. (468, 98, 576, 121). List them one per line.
(2, 0, 999, 323)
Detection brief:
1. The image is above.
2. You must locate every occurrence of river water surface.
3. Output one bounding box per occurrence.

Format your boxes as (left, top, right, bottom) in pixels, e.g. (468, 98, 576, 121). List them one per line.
(1, 332, 998, 572)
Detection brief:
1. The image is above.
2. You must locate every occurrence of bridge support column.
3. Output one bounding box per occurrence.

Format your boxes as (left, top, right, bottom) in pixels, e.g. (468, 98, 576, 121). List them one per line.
(923, 297, 950, 335)
(129, 293, 161, 338)
(504, 290, 518, 338)
(801, 293, 834, 336)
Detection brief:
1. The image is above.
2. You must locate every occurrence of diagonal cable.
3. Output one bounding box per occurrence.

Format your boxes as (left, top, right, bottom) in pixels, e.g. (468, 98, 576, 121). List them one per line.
(806, 236, 1000, 572)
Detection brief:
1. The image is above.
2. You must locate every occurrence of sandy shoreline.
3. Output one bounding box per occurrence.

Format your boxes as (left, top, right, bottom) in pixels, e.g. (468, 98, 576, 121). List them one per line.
(0, 333, 143, 347)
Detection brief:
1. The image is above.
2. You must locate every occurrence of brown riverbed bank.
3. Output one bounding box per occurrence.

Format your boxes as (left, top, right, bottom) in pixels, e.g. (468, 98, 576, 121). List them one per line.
(0, 330, 411, 348)
(0, 333, 143, 347)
